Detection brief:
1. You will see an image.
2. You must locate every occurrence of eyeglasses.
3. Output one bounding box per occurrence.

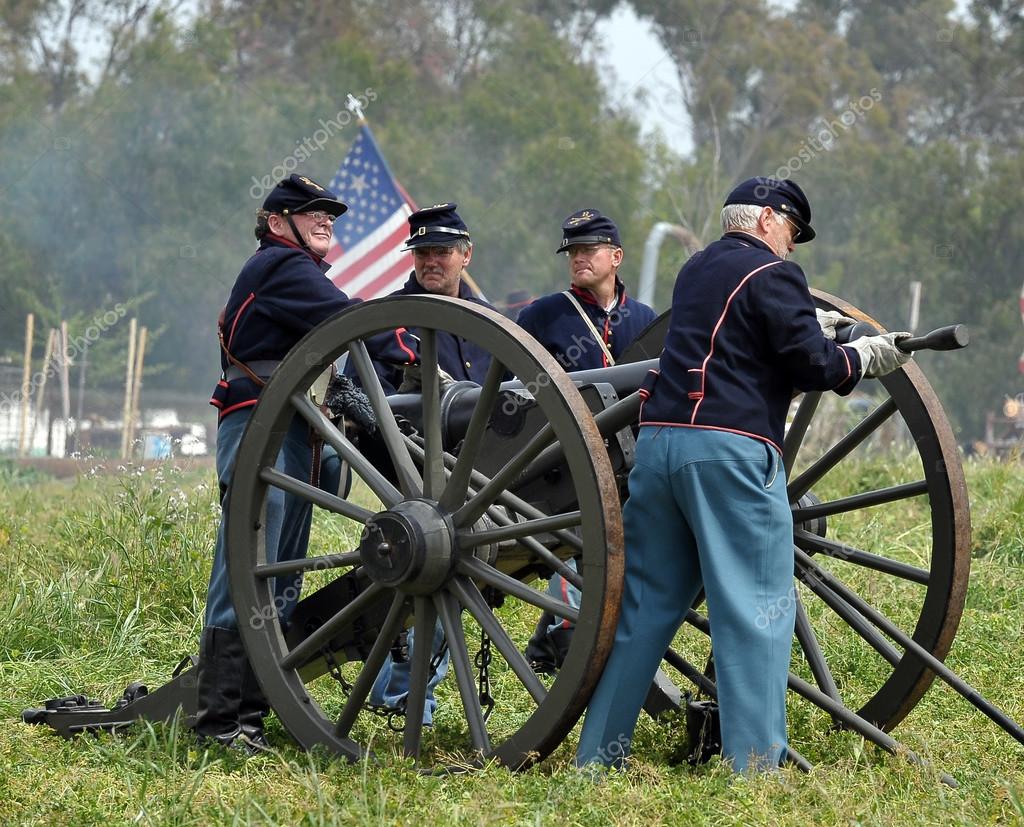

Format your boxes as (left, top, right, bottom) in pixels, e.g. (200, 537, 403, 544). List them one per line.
(778, 212, 801, 240)
(412, 246, 458, 259)
(297, 210, 337, 226)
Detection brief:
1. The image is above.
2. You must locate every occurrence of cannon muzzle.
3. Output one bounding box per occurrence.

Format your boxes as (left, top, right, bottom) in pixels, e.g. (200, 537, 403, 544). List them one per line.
(836, 321, 969, 352)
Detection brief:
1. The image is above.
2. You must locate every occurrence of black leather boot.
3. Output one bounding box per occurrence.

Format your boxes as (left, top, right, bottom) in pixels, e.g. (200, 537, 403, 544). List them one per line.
(524, 612, 559, 675)
(548, 625, 574, 666)
(194, 626, 245, 747)
(237, 660, 271, 752)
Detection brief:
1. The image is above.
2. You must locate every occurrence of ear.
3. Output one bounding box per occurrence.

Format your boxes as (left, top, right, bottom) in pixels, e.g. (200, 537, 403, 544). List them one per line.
(267, 213, 287, 235)
(758, 206, 775, 232)
(611, 246, 624, 268)
(462, 244, 473, 267)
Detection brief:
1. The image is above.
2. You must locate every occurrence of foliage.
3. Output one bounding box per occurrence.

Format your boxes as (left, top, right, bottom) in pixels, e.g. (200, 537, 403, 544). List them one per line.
(1, 458, 1023, 822)
(0, 0, 1021, 441)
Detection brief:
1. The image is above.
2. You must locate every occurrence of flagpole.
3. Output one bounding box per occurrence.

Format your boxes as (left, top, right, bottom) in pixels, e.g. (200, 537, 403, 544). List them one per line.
(345, 94, 367, 125)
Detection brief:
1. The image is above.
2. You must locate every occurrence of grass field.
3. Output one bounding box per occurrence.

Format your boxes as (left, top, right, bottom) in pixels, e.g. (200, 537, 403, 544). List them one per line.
(1, 454, 1023, 825)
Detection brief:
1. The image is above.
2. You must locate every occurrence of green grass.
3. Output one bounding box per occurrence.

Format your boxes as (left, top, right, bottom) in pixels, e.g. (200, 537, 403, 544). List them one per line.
(2, 456, 1024, 825)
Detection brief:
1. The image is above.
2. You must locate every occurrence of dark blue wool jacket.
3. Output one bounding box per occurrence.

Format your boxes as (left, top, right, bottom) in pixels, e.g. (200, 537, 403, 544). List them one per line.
(516, 279, 657, 371)
(211, 235, 411, 419)
(363, 273, 497, 394)
(639, 233, 860, 452)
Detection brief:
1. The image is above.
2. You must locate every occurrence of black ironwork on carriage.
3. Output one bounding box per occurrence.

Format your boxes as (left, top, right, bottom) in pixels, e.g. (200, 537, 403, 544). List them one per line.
(22, 292, 1021, 785)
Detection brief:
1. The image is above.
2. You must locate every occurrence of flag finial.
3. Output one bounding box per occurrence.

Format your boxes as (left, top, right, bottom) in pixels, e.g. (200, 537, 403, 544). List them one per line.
(345, 94, 366, 123)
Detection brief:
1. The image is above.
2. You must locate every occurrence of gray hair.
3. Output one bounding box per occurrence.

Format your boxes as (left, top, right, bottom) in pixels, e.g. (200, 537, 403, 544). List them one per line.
(721, 203, 784, 233)
(454, 239, 472, 254)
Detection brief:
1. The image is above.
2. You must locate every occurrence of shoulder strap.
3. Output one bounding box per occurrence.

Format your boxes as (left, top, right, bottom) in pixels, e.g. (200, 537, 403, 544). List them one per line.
(562, 290, 615, 367)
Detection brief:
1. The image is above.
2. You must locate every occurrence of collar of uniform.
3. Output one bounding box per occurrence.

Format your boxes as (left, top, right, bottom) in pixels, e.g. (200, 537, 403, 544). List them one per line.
(722, 231, 776, 256)
(570, 276, 626, 311)
(261, 233, 328, 270)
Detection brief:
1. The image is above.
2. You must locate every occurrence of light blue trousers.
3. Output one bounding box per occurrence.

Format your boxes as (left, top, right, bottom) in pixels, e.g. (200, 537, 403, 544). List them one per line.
(205, 410, 341, 631)
(370, 621, 450, 725)
(576, 426, 795, 773)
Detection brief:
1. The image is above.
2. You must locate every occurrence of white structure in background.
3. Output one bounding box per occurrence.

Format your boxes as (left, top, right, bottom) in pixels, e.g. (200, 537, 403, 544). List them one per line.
(142, 409, 208, 459)
(0, 406, 69, 456)
(638, 222, 701, 308)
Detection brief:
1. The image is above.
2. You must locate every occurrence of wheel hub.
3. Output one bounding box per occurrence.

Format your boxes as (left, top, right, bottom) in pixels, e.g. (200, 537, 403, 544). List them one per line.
(358, 499, 455, 594)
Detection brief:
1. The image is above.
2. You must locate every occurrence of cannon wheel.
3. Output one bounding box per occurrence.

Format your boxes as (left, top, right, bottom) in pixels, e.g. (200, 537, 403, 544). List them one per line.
(226, 295, 623, 767)
(620, 289, 971, 734)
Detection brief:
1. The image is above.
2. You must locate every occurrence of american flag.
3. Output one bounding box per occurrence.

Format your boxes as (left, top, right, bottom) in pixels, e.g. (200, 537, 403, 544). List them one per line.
(325, 124, 417, 298)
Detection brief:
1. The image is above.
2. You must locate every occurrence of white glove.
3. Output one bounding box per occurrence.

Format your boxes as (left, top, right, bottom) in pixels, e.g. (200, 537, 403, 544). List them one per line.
(397, 363, 457, 394)
(815, 309, 857, 340)
(846, 332, 913, 378)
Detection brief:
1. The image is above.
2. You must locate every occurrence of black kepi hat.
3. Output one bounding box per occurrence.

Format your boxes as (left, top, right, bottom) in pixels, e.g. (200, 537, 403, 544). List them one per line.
(556, 208, 621, 253)
(263, 173, 348, 217)
(402, 203, 470, 249)
(724, 177, 815, 243)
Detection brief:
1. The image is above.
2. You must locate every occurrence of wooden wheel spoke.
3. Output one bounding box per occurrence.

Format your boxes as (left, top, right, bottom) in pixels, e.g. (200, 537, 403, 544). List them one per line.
(782, 391, 822, 473)
(259, 465, 374, 523)
(517, 392, 643, 487)
(794, 556, 903, 667)
(794, 529, 930, 585)
(409, 435, 584, 554)
(403, 596, 437, 760)
(451, 575, 546, 705)
(456, 511, 582, 549)
(788, 396, 899, 501)
(279, 582, 385, 671)
(457, 556, 580, 622)
(452, 423, 556, 528)
(791, 480, 928, 522)
(254, 551, 361, 579)
(290, 392, 402, 506)
(439, 358, 506, 512)
(418, 329, 445, 499)
(793, 594, 842, 704)
(347, 339, 423, 497)
(335, 593, 409, 738)
(436, 589, 491, 754)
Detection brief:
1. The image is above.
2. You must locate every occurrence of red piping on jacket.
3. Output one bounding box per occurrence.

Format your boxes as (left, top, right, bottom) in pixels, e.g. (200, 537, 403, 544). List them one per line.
(638, 421, 783, 457)
(227, 292, 256, 349)
(395, 327, 416, 363)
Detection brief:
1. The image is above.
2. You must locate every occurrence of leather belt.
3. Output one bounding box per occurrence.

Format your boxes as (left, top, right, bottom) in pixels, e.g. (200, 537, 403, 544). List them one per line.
(224, 360, 281, 381)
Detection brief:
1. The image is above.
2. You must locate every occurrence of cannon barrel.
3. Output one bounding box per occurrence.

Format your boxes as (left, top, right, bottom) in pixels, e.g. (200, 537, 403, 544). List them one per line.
(386, 357, 659, 444)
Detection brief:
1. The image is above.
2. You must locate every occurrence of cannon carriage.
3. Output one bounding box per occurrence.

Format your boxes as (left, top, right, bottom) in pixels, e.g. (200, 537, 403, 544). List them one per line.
(26, 289, 1019, 777)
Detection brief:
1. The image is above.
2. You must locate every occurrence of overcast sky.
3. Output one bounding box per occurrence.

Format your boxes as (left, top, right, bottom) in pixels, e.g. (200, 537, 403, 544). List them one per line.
(594, 6, 692, 156)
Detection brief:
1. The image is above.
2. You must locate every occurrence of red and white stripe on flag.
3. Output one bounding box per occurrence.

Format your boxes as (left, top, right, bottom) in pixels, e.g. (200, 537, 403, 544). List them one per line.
(325, 124, 417, 299)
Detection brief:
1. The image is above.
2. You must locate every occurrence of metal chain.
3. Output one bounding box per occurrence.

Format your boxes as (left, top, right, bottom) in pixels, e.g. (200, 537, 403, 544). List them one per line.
(475, 628, 495, 722)
(321, 646, 354, 697)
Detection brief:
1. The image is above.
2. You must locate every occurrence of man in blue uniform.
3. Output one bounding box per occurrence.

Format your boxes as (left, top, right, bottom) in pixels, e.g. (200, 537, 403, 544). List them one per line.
(362, 203, 494, 393)
(198, 174, 412, 752)
(575, 178, 911, 773)
(368, 203, 497, 725)
(518, 209, 656, 674)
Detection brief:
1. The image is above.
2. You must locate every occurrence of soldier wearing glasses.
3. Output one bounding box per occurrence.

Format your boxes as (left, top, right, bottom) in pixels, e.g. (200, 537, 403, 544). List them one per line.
(198, 174, 411, 752)
(517, 209, 656, 674)
(575, 178, 911, 774)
